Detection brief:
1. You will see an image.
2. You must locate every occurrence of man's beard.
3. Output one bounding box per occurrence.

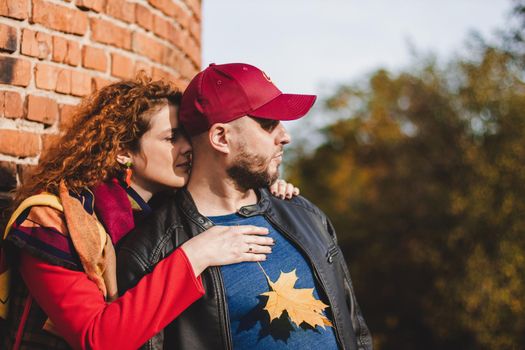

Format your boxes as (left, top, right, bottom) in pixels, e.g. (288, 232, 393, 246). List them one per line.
(227, 148, 279, 192)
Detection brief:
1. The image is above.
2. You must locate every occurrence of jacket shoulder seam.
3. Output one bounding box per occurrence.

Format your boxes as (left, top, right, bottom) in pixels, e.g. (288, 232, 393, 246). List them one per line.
(277, 196, 324, 218)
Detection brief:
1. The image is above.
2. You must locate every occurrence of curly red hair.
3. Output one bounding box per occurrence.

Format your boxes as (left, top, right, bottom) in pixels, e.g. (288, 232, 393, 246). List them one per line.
(12, 74, 182, 209)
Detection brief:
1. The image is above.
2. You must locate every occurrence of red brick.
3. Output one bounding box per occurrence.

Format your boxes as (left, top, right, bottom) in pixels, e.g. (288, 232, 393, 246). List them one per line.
(0, 161, 17, 191)
(71, 70, 92, 96)
(189, 17, 200, 43)
(82, 46, 107, 72)
(187, 37, 201, 67)
(105, 0, 135, 23)
(42, 134, 61, 154)
(52, 36, 67, 62)
(52, 36, 80, 66)
(153, 14, 172, 41)
(32, 0, 88, 35)
(172, 28, 187, 50)
(17, 164, 37, 184)
(148, 0, 176, 17)
(173, 4, 190, 28)
(56, 68, 72, 94)
(27, 95, 59, 125)
(92, 76, 115, 92)
(0, 24, 17, 53)
(163, 48, 182, 69)
(135, 4, 153, 31)
(132, 32, 165, 63)
(186, 0, 201, 20)
(34, 63, 58, 91)
(65, 40, 80, 66)
(152, 67, 177, 83)
(4, 91, 25, 118)
(175, 30, 198, 66)
(90, 18, 132, 50)
(167, 25, 183, 48)
(172, 77, 188, 91)
(111, 52, 134, 79)
(0, 0, 28, 20)
(179, 56, 197, 80)
(0, 56, 31, 87)
(21, 29, 52, 59)
(0, 130, 40, 157)
(76, 0, 105, 13)
(134, 60, 152, 77)
(59, 103, 77, 127)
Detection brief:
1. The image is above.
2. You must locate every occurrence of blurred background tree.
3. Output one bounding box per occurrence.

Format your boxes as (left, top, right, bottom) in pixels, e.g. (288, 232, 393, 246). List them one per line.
(287, 2, 525, 349)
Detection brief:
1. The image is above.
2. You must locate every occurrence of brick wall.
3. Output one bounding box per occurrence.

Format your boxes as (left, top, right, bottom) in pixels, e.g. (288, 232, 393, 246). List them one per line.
(0, 0, 201, 212)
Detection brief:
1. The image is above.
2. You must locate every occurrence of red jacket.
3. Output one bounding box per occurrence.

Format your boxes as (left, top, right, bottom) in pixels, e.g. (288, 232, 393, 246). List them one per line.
(3, 181, 204, 349)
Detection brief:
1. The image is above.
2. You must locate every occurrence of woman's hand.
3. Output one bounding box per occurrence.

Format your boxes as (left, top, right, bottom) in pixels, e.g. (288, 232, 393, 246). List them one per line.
(181, 225, 273, 277)
(270, 179, 300, 199)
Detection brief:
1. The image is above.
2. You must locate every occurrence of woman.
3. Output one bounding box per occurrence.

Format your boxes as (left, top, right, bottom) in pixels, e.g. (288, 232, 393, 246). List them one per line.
(1, 75, 298, 349)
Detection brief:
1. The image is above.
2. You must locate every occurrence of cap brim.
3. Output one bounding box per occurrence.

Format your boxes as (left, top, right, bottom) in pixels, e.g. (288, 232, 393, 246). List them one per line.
(249, 93, 316, 121)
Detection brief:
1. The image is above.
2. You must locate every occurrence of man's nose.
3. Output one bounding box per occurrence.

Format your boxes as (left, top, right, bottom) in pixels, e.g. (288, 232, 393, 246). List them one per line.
(277, 123, 291, 145)
(181, 137, 192, 155)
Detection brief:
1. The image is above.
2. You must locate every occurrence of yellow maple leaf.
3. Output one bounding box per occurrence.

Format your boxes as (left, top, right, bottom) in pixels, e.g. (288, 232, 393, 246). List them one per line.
(260, 269, 333, 329)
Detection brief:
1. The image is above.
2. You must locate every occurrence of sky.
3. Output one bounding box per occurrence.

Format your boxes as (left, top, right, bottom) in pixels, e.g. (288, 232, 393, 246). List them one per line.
(203, 0, 512, 94)
(202, 0, 513, 137)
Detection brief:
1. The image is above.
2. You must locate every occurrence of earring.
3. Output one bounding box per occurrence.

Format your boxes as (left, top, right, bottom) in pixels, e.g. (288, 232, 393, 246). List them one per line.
(125, 161, 133, 187)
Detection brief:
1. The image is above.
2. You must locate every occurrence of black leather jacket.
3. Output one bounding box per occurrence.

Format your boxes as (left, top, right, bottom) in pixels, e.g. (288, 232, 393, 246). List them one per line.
(117, 188, 372, 350)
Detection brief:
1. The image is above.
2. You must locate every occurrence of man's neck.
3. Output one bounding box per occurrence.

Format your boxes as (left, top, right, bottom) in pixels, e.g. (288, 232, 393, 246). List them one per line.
(187, 171, 258, 216)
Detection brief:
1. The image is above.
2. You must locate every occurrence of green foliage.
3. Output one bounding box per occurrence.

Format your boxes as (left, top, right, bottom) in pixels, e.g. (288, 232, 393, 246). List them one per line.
(288, 31, 525, 350)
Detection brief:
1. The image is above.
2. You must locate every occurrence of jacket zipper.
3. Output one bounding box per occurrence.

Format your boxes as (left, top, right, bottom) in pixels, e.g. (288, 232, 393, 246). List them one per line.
(192, 219, 233, 350)
(265, 214, 346, 350)
(210, 266, 233, 350)
(327, 245, 339, 264)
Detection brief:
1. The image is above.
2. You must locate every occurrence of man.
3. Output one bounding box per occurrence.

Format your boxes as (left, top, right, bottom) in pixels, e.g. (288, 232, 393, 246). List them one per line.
(117, 63, 372, 350)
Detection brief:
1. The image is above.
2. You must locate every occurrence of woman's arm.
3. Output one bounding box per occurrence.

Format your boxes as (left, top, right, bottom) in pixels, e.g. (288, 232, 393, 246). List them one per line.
(20, 248, 203, 350)
(20, 223, 273, 350)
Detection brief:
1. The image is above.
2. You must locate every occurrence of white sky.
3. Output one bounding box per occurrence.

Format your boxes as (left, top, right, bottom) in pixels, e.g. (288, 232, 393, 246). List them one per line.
(203, 0, 512, 95)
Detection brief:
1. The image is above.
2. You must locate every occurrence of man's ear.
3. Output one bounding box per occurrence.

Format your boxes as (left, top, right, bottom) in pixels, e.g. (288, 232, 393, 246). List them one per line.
(116, 153, 132, 165)
(208, 124, 231, 154)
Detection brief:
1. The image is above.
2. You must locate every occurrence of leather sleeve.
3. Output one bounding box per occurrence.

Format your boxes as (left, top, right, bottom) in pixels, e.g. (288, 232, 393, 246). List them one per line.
(116, 242, 150, 295)
(325, 217, 373, 350)
(20, 248, 204, 350)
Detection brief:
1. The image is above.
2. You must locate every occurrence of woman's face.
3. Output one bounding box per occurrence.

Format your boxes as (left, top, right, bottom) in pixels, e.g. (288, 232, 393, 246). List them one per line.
(129, 103, 192, 193)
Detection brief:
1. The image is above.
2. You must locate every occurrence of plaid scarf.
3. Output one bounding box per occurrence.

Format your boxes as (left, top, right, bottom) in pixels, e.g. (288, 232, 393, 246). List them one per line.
(1, 179, 148, 349)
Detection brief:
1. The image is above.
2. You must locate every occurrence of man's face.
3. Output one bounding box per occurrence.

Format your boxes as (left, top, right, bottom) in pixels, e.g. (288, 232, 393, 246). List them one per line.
(226, 117, 291, 191)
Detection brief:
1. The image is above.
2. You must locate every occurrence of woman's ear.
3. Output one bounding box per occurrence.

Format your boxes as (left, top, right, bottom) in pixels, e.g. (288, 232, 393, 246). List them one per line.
(208, 124, 231, 155)
(116, 153, 132, 166)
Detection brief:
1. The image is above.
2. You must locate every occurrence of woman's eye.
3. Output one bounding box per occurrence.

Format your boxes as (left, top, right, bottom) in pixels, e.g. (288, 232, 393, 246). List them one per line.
(166, 134, 179, 142)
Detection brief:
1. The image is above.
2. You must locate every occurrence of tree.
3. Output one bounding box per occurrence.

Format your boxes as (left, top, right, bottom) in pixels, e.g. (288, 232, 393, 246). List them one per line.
(288, 31, 525, 350)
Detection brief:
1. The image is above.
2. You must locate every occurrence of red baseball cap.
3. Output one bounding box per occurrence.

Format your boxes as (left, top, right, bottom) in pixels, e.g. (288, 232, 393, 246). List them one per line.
(179, 63, 317, 136)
